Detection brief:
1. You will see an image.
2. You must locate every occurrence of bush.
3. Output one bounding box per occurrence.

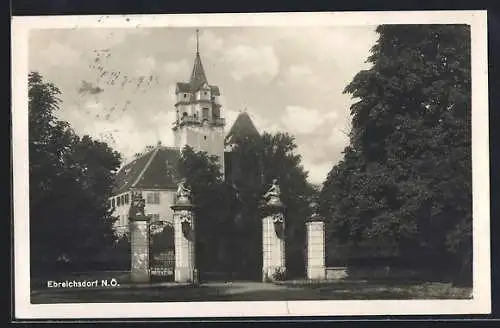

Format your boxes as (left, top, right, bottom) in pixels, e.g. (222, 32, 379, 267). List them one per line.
(272, 267, 287, 281)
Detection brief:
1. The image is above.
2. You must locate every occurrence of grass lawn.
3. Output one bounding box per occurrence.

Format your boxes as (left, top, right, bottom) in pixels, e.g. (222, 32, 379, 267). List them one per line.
(30, 274, 472, 303)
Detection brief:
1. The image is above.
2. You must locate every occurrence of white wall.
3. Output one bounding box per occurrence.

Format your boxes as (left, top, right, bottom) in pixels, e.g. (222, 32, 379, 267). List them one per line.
(142, 189, 176, 224)
(109, 192, 131, 237)
(110, 189, 177, 237)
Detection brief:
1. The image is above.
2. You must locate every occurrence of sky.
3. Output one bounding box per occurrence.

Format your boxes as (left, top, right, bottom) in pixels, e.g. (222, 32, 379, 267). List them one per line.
(29, 26, 378, 185)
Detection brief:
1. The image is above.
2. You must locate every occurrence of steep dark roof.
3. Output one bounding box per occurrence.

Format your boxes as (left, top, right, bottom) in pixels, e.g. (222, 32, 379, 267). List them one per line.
(175, 53, 220, 96)
(189, 53, 208, 91)
(113, 146, 180, 194)
(113, 149, 156, 194)
(134, 147, 180, 190)
(225, 112, 260, 144)
(176, 82, 191, 93)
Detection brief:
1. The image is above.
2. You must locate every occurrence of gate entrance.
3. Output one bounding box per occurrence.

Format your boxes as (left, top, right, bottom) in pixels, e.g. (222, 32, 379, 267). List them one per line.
(149, 220, 175, 282)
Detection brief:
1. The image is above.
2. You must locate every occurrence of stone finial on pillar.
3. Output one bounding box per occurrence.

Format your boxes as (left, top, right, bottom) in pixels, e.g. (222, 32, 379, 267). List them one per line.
(306, 201, 326, 280)
(128, 191, 151, 283)
(171, 179, 197, 283)
(260, 179, 286, 282)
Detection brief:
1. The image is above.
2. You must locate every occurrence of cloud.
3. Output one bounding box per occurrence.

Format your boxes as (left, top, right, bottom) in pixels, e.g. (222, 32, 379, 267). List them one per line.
(149, 110, 176, 146)
(166, 84, 178, 102)
(163, 59, 190, 78)
(301, 160, 334, 186)
(281, 106, 329, 135)
(223, 45, 279, 82)
(187, 30, 225, 56)
(91, 116, 158, 158)
(252, 113, 281, 134)
(35, 40, 81, 69)
(135, 56, 157, 76)
(70, 28, 143, 51)
(327, 128, 350, 149)
(284, 65, 314, 81)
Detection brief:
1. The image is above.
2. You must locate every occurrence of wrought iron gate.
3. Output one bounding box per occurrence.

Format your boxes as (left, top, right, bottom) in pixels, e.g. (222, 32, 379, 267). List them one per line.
(149, 220, 175, 282)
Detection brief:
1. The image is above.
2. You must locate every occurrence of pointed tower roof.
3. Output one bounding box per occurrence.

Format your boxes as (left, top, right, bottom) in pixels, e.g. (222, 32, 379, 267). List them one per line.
(189, 29, 208, 91)
(189, 53, 208, 91)
(225, 111, 260, 145)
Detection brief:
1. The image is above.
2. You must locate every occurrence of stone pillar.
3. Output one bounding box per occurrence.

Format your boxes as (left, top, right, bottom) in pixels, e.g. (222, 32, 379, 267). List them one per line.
(171, 197, 196, 283)
(260, 199, 286, 282)
(129, 214, 151, 283)
(306, 202, 326, 280)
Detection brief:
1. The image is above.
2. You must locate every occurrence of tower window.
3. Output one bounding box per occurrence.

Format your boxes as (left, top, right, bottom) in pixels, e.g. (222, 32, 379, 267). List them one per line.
(184, 94, 187, 98)
(204, 136, 207, 140)
(202, 107, 209, 119)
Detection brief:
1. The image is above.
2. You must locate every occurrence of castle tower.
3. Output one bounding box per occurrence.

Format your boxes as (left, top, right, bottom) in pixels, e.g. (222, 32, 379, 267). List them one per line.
(224, 110, 263, 187)
(173, 29, 226, 171)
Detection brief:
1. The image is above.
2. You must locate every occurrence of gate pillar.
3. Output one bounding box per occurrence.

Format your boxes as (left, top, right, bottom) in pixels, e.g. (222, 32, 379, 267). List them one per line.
(260, 179, 286, 282)
(171, 179, 197, 283)
(128, 191, 151, 283)
(306, 201, 326, 280)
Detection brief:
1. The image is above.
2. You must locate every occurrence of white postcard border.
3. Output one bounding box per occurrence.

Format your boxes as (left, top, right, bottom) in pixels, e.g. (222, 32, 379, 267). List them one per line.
(12, 10, 490, 319)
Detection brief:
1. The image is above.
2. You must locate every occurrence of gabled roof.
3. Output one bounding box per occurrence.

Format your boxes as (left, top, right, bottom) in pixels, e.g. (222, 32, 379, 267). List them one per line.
(113, 146, 180, 194)
(134, 147, 180, 190)
(225, 111, 261, 145)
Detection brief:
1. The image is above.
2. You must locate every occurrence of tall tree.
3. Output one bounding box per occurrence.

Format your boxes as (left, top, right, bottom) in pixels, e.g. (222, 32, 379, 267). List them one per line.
(321, 25, 472, 283)
(176, 145, 233, 277)
(29, 72, 121, 273)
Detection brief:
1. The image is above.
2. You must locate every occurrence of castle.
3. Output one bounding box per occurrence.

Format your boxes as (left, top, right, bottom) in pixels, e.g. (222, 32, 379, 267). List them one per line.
(108, 32, 261, 235)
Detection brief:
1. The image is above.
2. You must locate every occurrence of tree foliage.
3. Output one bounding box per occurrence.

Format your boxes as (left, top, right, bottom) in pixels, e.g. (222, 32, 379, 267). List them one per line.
(176, 145, 233, 277)
(29, 72, 122, 273)
(320, 25, 472, 283)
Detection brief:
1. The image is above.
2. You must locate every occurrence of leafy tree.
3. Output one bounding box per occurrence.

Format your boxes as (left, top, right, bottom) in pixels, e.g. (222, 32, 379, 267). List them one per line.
(176, 145, 233, 277)
(29, 72, 121, 274)
(321, 25, 472, 283)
